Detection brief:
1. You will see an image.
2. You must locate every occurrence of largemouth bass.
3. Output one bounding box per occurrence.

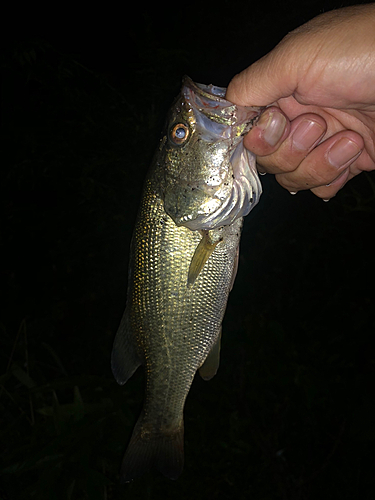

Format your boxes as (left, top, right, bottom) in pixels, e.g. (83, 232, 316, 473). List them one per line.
(111, 76, 262, 481)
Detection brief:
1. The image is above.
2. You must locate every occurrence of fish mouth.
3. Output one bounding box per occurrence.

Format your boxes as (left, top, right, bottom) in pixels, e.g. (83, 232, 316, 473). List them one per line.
(165, 77, 263, 231)
(182, 76, 261, 134)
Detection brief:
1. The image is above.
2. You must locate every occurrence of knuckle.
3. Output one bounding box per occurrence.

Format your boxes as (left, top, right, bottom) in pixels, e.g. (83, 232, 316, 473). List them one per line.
(258, 151, 298, 174)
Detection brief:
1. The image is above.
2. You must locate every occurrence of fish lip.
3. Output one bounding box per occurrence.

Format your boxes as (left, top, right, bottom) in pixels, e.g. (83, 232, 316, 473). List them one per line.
(182, 76, 227, 102)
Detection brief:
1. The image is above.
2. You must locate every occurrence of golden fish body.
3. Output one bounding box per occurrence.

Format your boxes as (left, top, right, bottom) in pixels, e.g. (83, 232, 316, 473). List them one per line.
(111, 77, 262, 481)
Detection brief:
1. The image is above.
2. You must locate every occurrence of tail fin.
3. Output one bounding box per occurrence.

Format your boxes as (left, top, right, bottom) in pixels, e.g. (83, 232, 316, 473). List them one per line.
(120, 411, 184, 482)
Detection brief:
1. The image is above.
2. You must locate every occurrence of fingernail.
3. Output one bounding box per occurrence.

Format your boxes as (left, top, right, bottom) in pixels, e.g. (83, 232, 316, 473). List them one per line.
(289, 191, 297, 195)
(292, 119, 325, 151)
(328, 138, 362, 168)
(258, 110, 287, 147)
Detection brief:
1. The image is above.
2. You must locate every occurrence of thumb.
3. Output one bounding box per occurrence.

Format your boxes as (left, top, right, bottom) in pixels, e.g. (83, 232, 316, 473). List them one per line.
(226, 43, 300, 106)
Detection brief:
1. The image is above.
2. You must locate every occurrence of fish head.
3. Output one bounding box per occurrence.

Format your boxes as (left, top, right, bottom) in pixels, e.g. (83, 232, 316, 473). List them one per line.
(160, 76, 263, 230)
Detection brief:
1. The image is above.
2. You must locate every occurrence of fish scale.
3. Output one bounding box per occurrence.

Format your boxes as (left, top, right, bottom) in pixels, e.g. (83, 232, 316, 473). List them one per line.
(111, 76, 262, 481)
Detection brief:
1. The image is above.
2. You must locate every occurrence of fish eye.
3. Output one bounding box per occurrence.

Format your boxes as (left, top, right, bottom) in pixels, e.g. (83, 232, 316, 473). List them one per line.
(169, 123, 190, 145)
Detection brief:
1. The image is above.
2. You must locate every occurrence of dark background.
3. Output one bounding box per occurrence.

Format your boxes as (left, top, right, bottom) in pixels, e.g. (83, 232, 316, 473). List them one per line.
(1, 1, 374, 499)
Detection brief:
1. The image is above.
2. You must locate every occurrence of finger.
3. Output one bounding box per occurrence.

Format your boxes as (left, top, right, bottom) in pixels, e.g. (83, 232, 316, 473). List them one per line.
(253, 113, 327, 174)
(244, 107, 290, 159)
(310, 169, 352, 199)
(274, 131, 364, 195)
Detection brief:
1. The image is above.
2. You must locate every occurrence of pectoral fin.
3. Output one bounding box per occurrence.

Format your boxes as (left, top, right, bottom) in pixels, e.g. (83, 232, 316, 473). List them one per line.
(188, 232, 219, 285)
(199, 328, 222, 381)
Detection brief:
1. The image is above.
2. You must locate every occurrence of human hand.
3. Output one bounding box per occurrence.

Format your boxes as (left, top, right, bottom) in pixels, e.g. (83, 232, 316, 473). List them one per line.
(226, 4, 375, 199)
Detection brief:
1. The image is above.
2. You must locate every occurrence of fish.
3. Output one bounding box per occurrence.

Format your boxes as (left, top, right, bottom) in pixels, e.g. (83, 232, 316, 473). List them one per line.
(111, 76, 263, 482)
